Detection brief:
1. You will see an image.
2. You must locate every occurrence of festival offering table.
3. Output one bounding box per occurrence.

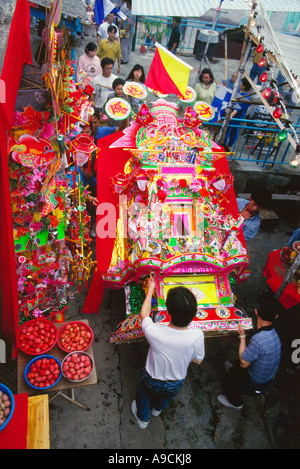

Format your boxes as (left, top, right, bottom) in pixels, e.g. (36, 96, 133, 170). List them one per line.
(17, 320, 97, 410)
(263, 249, 300, 309)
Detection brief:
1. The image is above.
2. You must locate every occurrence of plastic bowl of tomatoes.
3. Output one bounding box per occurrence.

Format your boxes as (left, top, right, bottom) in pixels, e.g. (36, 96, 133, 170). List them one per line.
(57, 321, 93, 353)
(61, 351, 94, 383)
(0, 384, 15, 432)
(24, 355, 62, 390)
(18, 318, 58, 355)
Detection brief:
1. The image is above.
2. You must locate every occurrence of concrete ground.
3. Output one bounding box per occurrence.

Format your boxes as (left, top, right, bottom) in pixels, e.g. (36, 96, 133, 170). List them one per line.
(1, 27, 300, 451)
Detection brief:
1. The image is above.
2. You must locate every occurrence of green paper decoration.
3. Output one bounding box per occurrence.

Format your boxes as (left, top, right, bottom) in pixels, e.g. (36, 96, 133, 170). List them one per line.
(129, 283, 146, 314)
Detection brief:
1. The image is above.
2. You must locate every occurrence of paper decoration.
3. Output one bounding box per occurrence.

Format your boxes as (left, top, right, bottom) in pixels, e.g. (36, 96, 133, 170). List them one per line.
(105, 98, 131, 121)
(123, 82, 147, 100)
(10, 134, 56, 168)
(193, 101, 215, 121)
(69, 134, 97, 166)
(179, 86, 196, 103)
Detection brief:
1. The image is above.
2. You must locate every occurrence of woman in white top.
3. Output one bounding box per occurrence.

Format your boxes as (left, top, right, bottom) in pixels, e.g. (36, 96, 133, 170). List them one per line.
(131, 277, 205, 429)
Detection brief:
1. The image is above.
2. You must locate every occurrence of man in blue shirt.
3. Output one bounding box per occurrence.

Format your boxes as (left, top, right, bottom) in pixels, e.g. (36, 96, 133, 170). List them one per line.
(217, 292, 281, 409)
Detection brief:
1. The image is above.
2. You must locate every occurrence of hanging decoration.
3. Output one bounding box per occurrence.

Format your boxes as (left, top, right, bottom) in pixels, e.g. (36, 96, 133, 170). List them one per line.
(8, 1, 100, 326)
(246, 0, 300, 160)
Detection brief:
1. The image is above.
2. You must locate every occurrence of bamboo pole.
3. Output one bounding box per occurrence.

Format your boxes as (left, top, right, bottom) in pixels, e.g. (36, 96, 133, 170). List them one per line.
(215, 4, 256, 145)
(224, 32, 228, 87)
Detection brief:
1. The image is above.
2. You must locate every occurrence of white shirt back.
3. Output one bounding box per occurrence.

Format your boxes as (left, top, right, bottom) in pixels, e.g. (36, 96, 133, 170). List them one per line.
(142, 317, 205, 381)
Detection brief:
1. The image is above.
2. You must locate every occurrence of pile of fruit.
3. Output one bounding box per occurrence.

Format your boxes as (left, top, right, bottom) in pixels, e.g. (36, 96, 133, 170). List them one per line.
(281, 246, 298, 263)
(58, 322, 93, 352)
(19, 319, 57, 354)
(61, 352, 93, 382)
(25, 356, 61, 389)
(0, 391, 12, 427)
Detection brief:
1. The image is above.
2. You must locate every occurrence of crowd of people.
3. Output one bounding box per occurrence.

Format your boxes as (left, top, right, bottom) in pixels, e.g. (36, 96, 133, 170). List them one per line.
(75, 3, 149, 237)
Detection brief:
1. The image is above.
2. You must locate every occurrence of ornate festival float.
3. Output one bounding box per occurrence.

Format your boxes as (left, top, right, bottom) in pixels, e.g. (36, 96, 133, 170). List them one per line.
(102, 84, 252, 344)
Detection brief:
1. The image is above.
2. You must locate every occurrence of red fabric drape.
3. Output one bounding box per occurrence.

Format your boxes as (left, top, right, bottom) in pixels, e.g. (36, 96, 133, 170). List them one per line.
(83, 131, 130, 314)
(263, 249, 300, 309)
(0, 393, 28, 449)
(0, 0, 32, 351)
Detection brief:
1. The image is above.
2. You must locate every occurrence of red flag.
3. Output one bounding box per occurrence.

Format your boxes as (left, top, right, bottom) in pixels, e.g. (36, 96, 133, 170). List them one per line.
(145, 44, 192, 96)
(0, 0, 32, 353)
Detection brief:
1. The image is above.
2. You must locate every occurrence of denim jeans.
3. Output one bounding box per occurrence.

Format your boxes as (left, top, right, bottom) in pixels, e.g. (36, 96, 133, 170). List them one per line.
(136, 368, 185, 422)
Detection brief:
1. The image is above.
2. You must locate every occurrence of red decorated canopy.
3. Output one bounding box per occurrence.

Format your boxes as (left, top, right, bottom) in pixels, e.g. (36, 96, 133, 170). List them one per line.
(0, 0, 32, 353)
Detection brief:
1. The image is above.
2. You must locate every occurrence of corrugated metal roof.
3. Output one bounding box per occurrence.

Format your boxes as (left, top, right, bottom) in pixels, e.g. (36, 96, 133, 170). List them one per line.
(30, 0, 88, 21)
(132, 0, 300, 17)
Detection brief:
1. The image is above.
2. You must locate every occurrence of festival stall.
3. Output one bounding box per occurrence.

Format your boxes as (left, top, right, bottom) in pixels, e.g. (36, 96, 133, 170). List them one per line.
(0, 0, 99, 445)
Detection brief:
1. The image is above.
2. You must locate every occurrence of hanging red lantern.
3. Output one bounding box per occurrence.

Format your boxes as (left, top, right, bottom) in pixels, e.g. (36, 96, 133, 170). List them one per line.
(273, 106, 283, 119)
(256, 44, 264, 53)
(258, 57, 266, 67)
(259, 72, 268, 83)
(262, 87, 272, 99)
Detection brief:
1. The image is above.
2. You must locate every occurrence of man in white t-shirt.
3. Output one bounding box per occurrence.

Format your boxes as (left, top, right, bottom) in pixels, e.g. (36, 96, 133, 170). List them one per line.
(91, 57, 117, 111)
(97, 13, 120, 45)
(131, 276, 205, 429)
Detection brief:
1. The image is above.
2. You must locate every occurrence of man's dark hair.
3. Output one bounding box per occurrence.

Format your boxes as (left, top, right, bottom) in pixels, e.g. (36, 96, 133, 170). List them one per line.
(251, 185, 272, 208)
(241, 77, 251, 92)
(93, 108, 100, 120)
(255, 292, 278, 322)
(166, 287, 197, 327)
(173, 17, 181, 24)
(101, 57, 114, 68)
(107, 25, 117, 34)
(112, 78, 125, 89)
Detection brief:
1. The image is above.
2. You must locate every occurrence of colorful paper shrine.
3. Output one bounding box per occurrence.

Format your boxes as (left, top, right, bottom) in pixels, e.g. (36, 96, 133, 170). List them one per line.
(7, 19, 98, 327)
(105, 100, 251, 343)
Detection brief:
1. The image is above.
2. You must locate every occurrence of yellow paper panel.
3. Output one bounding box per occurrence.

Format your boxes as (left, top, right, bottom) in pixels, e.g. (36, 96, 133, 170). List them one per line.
(27, 395, 50, 449)
(163, 275, 218, 305)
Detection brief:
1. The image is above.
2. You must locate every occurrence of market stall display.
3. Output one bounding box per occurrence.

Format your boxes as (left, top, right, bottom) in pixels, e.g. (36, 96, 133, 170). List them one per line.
(5, 8, 99, 332)
(96, 99, 251, 343)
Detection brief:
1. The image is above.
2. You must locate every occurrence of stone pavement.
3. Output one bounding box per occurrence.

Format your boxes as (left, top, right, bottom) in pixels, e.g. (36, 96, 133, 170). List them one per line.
(1, 28, 300, 451)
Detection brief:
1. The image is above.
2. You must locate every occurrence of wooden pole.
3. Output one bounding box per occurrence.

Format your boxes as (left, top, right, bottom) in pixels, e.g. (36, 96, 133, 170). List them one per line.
(224, 33, 228, 87)
(215, 39, 252, 145)
(215, 4, 256, 145)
